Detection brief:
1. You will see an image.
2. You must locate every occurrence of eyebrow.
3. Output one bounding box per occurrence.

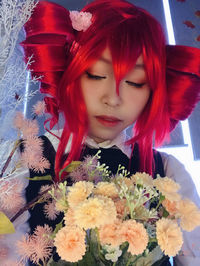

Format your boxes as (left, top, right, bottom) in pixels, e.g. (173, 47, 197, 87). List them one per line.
(99, 56, 112, 64)
(99, 57, 145, 69)
(134, 63, 145, 69)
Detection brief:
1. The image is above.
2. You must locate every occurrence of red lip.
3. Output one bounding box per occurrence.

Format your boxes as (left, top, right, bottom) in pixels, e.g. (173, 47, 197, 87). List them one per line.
(95, 115, 122, 127)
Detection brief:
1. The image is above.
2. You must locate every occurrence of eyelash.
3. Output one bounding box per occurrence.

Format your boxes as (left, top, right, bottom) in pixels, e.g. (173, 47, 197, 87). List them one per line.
(86, 71, 106, 80)
(86, 71, 146, 88)
(126, 81, 146, 88)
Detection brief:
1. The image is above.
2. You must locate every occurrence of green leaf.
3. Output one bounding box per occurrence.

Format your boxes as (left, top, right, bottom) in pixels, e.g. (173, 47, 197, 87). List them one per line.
(116, 242, 129, 265)
(136, 184, 143, 190)
(51, 220, 64, 239)
(48, 259, 74, 266)
(47, 253, 99, 266)
(159, 194, 165, 202)
(78, 251, 97, 266)
(162, 207, 169, 218)
(59, 161, 81, 178)
(0, 212, 15, 234)
(26, 175, 53, 181)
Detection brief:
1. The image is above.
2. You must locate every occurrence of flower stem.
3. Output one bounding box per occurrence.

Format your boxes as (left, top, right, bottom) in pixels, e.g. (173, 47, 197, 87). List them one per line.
(126, 255, 143, 266)
(94, 228, 106, 262)
(0, 139, 20, 178)
(126, 257, 132, 266)
(10, 186, 51, 222)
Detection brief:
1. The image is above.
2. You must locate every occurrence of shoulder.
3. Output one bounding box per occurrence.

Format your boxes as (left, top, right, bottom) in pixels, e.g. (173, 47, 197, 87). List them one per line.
(160, 152, 189, 180)
(44, 130, 62, 152)
(160, 152, 200, 207)
(44, 129, 72, 154)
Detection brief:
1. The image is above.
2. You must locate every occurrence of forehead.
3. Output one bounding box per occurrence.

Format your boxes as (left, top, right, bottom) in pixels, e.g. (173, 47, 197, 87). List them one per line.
(94, 47, 144, 68)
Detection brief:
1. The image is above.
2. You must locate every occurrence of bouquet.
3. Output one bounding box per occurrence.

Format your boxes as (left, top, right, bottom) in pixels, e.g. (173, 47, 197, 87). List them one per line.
(5, 151, 199, 266)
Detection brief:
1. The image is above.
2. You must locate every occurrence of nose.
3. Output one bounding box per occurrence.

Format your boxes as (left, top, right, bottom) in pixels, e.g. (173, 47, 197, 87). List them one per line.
(102, 81, 122, 107)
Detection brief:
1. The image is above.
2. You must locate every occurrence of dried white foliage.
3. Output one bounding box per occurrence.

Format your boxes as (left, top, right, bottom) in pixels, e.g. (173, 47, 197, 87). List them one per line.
(0, 56, 38, 109)
(0, 0, 38, 67)
(0, 0, 40, 141)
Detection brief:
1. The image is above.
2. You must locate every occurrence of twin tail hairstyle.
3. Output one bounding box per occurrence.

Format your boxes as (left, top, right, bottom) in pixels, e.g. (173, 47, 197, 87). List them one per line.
(21, 0, 200, 180)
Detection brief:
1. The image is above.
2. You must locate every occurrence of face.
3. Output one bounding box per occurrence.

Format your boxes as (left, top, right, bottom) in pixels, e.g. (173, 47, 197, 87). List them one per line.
(80, 48, 150, 143)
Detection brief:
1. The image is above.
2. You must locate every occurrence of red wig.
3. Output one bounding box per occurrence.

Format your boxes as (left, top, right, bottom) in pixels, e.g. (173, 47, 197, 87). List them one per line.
(21, 0, 200, 180)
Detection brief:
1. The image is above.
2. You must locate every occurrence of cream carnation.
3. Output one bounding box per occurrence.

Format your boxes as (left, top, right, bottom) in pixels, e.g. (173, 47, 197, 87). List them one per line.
(97, 195, 117, 222)
(117, 177, 133, 189)
(54, 226, 86, 262)
(74, 197, 116, 230)
(178, 199, 200, 231)
(156, 218, 183, 256)
(94, 182, 118, 198)
(120, 220, 148, 255)
(153, 177, 181, 201)
(99, 219, 123, 247)
(67, 181, 94, 208)
(131, 172, 153, 187)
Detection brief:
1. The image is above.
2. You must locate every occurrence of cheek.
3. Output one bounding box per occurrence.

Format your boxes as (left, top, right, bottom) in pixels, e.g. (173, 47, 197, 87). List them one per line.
(126, 89, 150, 118)
(81, 80, 92, 111)
(126, 89, 150, 110)
(138, 91, 150, 110)
(81, 88, 98, 116)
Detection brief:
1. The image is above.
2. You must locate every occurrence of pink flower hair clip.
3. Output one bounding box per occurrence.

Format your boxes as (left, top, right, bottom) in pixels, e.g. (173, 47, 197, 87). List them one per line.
(69, 11, 92, 32)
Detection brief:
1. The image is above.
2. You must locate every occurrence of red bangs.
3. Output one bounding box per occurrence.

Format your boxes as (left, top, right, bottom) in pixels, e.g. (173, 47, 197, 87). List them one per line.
(108, 20, 142, 93)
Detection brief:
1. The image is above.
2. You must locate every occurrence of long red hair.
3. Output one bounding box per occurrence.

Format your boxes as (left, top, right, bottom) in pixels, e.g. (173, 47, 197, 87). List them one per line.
(21, 0, 200, 180)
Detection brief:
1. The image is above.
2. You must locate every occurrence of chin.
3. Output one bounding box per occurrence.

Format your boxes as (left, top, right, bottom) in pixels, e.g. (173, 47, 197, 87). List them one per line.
(91, 134, 118, 144)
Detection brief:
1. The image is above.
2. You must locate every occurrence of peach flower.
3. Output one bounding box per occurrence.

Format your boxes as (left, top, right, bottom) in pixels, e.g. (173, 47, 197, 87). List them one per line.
(93, 182, 118, 198)
(178, 199, 200, 232)
(120, 220, 148, 255)
(153, 177, 181, 201)
(114, 198, 129, 219)
(99, 219, 123, 247)
(74, 197, 116, 230)
(54, 226, 86, 262)
(162, 199, 179, 216)
(67, 181, 94, 208)
(156, 218, 183, 256)
(96, 195, 117, 221)
(64, 208, 76, 226)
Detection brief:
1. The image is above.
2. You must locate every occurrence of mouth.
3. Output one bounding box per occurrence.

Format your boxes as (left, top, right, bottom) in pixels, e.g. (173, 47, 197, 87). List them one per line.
(95, 115, 122, 127)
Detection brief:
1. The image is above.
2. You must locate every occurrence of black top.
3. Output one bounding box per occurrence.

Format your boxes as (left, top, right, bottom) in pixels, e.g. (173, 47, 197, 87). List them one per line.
(25, 136, 170, 266)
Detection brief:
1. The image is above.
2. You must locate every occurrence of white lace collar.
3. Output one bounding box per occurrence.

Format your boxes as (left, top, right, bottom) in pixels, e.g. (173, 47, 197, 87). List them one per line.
(85, 132, 132, 158)
(45, 129, 132, 159)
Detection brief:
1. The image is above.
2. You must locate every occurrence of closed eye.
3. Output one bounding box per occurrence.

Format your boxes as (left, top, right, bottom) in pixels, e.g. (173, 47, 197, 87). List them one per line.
(126, 80, 146, 88)
(86, 71, 106, 80)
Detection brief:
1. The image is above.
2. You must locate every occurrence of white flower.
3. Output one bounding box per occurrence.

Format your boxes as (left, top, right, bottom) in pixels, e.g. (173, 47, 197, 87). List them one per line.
(104, 245, 122, 262)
